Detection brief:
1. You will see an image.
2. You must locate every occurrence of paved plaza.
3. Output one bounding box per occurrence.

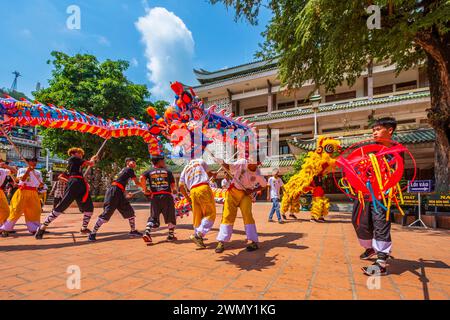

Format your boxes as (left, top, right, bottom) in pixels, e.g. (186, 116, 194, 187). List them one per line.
(1, 203, 449, 300)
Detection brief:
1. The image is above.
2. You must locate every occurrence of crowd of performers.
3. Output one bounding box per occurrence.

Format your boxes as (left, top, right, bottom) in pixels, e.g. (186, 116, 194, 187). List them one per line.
(0, 117, 402, 276)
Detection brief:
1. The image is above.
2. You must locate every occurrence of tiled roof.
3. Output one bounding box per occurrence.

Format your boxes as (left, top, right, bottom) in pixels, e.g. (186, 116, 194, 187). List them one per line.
(261, 157, 297, 168)
(194, 59, 278, 85)
(244, 90, 431, 123)
(289, 128, 436, 151)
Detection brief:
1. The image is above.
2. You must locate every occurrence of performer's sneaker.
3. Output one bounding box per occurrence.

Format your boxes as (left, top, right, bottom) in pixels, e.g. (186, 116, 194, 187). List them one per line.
(215, 241, 225, 253)
(190, 234, 206, 249)
(80, 228, 91, 234)
(268, 219, 274, 223)
(289, 214, 298, 220)
(142, 232, 152, 245)
(167, 234, 177, 241)
(278, 220, 284, 224)
(128, 230, 143, 237)
(360, 248, 376, 260)
(246, 242, 259, 252)
(35, 227, 45, 240)
(88, 233, 97, 242)
(362, 262, 387, 276)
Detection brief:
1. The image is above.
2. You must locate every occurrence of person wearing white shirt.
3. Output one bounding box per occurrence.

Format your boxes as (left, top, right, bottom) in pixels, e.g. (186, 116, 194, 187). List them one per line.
(221, 175, 231, 189)
(267, 169, 285, 223)
(209, 171, 218, 189)
(215, 158, 267, 253)
(1, 158, 43, 236)
(0, 160, 17, 228)
(179, 158, 217, 249)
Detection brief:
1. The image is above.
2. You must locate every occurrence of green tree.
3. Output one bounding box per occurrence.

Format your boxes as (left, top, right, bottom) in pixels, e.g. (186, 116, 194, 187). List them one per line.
(33, 51, 157, 194)
(282, 152, 308, 183)
(211, 0, 450, 192)
(0, 88, 30, 101)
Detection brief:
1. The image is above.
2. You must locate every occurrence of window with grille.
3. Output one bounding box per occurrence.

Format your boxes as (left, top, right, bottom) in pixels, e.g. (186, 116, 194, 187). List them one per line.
(325, 91, 356, 103)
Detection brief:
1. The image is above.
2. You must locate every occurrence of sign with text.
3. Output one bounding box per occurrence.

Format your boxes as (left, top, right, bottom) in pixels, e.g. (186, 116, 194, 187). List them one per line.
(52, 163, 67, 172)
(401, 193, 419, 206)
(427, 193, 450, 208)
(407, 180, 433, 193)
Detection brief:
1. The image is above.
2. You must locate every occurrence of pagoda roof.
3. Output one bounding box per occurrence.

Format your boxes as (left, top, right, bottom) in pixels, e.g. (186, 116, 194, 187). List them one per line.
(289, 128, 436, 151)
(194, 58, 278, 85)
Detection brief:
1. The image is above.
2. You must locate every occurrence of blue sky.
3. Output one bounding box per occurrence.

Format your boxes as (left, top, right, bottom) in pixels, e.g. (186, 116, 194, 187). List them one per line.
(0, 0, 270, 101)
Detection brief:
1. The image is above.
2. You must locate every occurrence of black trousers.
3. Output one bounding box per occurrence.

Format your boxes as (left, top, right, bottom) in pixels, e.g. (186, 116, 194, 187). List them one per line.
(54, 178, 94, 213)
(148, 194, 176, 228)
(99, 186, 134, 221)
(352, 201, 392, 255)
(53, 197, 62, 209)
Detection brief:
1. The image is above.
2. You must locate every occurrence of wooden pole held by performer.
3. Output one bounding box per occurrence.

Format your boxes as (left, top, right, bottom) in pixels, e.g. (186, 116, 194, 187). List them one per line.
(83, 138, 109, 178)
(0, 126, 41, 183)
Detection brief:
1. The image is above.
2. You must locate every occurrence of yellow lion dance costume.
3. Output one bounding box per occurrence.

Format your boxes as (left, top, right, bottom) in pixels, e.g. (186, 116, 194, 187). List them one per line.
(281, 136, 341, 221)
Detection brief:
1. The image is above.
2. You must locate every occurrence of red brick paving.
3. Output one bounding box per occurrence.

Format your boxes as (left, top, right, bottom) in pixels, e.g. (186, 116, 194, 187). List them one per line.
(0, 203, 449, 300)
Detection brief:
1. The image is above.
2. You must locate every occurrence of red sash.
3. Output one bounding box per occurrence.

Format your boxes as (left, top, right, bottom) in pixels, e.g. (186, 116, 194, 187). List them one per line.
(152, 191, 172, 196)
(190, 182, 209, 190)
(112, 181, 125, 191)
(70, 175, 90, 203)
(19, 186, 38, 191)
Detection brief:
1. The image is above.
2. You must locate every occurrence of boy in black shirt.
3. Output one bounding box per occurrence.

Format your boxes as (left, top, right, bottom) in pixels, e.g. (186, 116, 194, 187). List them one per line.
(140, 156, 177, 244)
(353, 117, 398, 276)
(88, 158, 144, 241)
(35, 148, 97, 239)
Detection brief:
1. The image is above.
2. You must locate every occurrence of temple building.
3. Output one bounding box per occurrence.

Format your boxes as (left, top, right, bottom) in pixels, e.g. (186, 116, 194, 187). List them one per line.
(191, 59, 435, 194)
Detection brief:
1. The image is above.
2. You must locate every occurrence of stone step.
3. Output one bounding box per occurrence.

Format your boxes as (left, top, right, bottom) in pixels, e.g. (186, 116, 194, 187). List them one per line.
(329, 202, 354, 212)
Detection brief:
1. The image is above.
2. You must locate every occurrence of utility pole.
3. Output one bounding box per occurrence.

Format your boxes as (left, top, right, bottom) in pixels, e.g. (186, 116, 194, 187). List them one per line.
(10, 71, 21, 92)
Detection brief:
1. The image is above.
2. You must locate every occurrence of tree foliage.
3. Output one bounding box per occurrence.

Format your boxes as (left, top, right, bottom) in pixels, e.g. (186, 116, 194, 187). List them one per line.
(282, 152, 308, 183)
(0, 88, 30, 101)
(211, 0, 450, 192)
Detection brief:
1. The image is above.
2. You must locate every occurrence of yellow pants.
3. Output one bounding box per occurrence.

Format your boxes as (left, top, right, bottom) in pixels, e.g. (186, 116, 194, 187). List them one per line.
(221, 188, 254, 225)
(39, 192, 47, 207)
(281, 196, 301, 214)
(3, 189, 41, 232)
(190, 184, 216, 235)
(217, 188, 259, 242)
(0, 190, 10, 225)
(310, 196, 330, 220)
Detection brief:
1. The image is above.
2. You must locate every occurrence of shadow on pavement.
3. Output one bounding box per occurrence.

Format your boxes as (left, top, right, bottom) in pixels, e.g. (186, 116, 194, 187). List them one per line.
(0, 231, 145, 251)
(213, 230, 308, 272)
(388, 258, 450, 300)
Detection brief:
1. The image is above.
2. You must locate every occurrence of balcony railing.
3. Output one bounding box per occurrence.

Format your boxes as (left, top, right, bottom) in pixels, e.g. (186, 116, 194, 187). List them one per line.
(240, 88, 430, 123)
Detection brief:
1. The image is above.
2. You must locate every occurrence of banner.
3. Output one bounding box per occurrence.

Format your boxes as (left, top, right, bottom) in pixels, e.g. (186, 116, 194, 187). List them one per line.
(427, 193, 450, 208)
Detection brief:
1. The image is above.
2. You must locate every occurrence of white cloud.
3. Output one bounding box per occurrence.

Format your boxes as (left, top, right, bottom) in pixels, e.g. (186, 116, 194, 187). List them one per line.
(97, 35, 111, 46)
(135, 7, 195, 101)
(131, 57, 139, 67)
(20, 29, 32, 38)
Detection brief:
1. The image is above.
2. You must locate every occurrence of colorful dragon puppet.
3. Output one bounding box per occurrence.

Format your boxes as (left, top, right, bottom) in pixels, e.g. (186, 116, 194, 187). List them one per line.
(0, 81, 255, 158)
(145, 81, 256, 157)
(0, 82, 256, 218)
(281, 136, 342, 221)
(0, 95, 164, 155)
